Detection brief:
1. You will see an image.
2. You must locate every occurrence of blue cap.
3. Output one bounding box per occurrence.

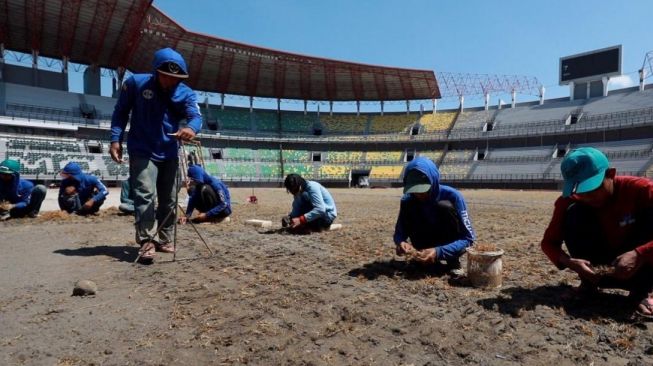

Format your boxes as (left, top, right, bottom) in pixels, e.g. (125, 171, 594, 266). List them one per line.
(561, 147, 609, 198)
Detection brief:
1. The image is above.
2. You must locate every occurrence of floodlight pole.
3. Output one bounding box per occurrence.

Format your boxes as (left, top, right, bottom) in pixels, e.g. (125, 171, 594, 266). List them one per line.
(539, 85, 545, 105)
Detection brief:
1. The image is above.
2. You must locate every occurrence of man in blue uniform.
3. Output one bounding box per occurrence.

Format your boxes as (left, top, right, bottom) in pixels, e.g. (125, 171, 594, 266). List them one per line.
(110, 47, 202, 262)
(0, 159, 46, 220)
(58, 162, 108, 215)
(394, 157, 475, 275)
(180, 165, 231, 224)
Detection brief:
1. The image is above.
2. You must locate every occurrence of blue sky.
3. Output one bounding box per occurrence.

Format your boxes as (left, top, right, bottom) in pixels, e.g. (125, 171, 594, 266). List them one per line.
(151, 0, 651, 110)
(9, 0, 650, 111)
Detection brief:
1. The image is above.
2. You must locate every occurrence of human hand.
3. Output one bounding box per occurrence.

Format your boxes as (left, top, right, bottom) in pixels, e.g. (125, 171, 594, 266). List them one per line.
(82, 199, 95, 210)
(396, 241, 415, 256)
(110, 142, 123, 163)
(565, 257, 599, 284)
(172, 128, 196, 141)
(612, 250, 642, 280)
(413, 248, 437, 264)
(178, 216, 188, 225)
(0, 201, 14, 212)
(290, 217, 303, 228)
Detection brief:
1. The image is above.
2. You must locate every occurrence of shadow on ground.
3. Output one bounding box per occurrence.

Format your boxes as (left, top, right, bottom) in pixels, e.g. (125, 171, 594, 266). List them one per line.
(348, 259, 453, 281)
(477, 284, 638, 322)
(54, 245, 138, 263)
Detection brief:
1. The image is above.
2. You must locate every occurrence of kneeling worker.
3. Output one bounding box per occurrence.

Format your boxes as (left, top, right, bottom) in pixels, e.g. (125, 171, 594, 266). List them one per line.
(180, 165, 231, 224)
(58, 162, 108, 215)
(393, 157, 475, 275)
(282, 173, 337, 232)
(0, 159, 47, 220)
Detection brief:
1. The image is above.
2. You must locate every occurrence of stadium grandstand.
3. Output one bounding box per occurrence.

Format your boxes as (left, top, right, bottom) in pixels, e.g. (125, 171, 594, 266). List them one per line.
(1, 0, 653, 190)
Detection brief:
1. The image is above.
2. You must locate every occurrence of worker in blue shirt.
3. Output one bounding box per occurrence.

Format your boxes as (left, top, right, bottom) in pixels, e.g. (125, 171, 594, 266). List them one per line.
(110, 47, 202, 262)
(394, 157, 475, 275)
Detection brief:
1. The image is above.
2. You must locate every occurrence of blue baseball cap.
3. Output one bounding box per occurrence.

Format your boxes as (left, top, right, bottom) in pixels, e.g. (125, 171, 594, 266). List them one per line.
(561, 147, 609, 198)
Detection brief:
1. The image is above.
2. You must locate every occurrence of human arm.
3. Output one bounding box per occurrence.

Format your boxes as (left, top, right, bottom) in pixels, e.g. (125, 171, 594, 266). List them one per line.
(431, 188, 475, 261)
(90, 177, 109, 202)
(110, 78, 134, 147)
(12, 180, 34, 210)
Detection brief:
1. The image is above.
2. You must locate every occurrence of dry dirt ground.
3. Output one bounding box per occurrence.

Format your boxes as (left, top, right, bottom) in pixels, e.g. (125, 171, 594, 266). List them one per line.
(1, 187, 653, 366)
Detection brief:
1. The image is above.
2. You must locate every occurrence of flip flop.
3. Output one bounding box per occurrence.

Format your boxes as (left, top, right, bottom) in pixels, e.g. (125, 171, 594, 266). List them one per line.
(138, 241, 157, 262)
(634, 297, 653, 320)
(155, 242, 176, 253)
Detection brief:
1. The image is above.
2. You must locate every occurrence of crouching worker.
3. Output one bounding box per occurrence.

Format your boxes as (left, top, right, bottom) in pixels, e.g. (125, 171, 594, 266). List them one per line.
(541, 147, 653, 318)
(282, 173, 337, 232)
(58, 162, 108, 215)
(394, 157, 475, 276)
(179, 165, 231, 224)
(0, 159, 47, 220)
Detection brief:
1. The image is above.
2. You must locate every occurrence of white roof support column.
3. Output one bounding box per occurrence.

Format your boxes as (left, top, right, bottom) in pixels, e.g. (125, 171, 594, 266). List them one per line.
(602, 76, 609, 97)
(32, 49, 38, 69)
(511, 89, 516, 108)
(380, 100, 384, 116)
(329, 101, 333, 116)
(303, 100, 307, 116)
(640, 68, 646, 91)
(569, 82, 575, 101)
(432, 99, 437, 114)
(220, 93, 225, 110)
(459, 95, 464, 112)
(539, 85, 545, 105)
(249, 96, 253, 113)
(406, 100, 410, 115)
(484, 92, 490, 111)
(356, 101, 360, 116)
(277, 98, 281, 113)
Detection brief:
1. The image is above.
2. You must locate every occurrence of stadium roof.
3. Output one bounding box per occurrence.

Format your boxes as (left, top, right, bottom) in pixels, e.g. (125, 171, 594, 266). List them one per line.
(0, 0, 440, 101)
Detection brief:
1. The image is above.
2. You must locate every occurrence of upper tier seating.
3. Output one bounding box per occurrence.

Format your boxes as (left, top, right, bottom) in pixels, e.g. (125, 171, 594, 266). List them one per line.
(419, 112, 456, 133)
(369, 114, 416, 134)
(281, 113, 316, 133)
(320, 114, 367, 134)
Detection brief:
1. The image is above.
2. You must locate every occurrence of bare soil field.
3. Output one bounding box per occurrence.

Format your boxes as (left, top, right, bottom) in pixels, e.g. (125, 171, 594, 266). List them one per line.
(1, 188, 652, 365)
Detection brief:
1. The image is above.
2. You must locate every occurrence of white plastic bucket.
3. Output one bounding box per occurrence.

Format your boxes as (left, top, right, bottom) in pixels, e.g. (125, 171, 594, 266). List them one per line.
(467, 248, 504, 289)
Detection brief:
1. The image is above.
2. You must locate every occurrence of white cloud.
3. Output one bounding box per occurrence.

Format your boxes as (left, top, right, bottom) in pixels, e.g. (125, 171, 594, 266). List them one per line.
(609, 74, 637, 90)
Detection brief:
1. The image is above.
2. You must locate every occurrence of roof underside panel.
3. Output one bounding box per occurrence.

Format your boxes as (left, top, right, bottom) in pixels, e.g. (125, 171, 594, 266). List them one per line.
(3, 0, 440, 101)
